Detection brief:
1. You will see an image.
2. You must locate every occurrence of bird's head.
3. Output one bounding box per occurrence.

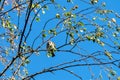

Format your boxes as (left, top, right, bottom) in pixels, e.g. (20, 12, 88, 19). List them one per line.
(48, 40, 52, 44)
(47, 40, 52, 46)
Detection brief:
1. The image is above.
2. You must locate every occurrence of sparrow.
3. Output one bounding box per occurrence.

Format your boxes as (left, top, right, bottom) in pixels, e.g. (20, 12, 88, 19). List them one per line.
(46, 40, 56, 57)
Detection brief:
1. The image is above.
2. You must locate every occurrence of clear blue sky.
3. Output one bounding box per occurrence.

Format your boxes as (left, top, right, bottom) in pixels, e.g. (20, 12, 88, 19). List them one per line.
(0, 0, 120, 80)
(27, 0, 120, 80)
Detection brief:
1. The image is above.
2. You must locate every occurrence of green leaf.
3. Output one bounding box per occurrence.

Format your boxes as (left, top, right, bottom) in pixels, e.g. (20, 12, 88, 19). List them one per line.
(36, 4, 40, 8)
(62, 7, 66, 11)
(36, 17, 40, 22)
(77, 22, 84, 26)
(71, 14, 76, 18)
(102, 18, 108, 21)
(25, 59, 30, 64)
(69, 38, 75, 45)
(86, 36, 91, 41)
(56, 13, 60, 18)
(102, 2, 106, 7)
(75, 30, 78, 33)
(112, 32, 118, 37)
(53, 31, 57, 36)
(32, 4, 35, 8)
(114, 41, 119, 45)
(6, 20, 11, 28)
(91, 0, 98, 5)
(95, 32, 104, 37)
(32, 3, 40, 8)
(64, 12, 71, 17)
(104, 50, 112, 60)
(109, 70, 116, 76)
(42, 34, 47, 37)
(99, 41, 105, 46)
(50, 0, 55, 3)
(67, 22, 72, 26)
(23, 68, 28, 75)
(43, 5, 48, 9)
(107, 22, 111, 28)
(69, 32, 74, 38)
(99, 73, 103, 80)
(111, 18, 116, 23)
(72, 5, 78, 10)
(117, 76, 120, 80)
(92, 17, 97, 21)
(48, 29, 56, 36)
(67, 0, 71, 2)
(116, 27, 120, 32)
(5, 50, 8, 55)
(96, 10, 113, 15)
(48, 29, 53, 34)
(42, 9, 45, 14)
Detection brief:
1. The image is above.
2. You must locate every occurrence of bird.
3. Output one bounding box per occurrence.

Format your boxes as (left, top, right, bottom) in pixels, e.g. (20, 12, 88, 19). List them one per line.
(46, 40, 56, 57)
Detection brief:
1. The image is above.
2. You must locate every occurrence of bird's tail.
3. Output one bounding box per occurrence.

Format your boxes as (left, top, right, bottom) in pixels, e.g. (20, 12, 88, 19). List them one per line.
(51, 52, 55, 57)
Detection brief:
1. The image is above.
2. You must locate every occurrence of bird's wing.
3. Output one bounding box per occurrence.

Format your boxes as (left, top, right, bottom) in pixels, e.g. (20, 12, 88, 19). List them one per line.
(52, 42, 56, 49)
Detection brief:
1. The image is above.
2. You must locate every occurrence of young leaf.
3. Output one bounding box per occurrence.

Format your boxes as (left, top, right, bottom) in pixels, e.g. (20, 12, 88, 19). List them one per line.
(42, 34, 47, 37)
(91, 0, 98, 5)
(72, 5, 78, 10)
(111, 18, 116, 23)
(64, 12, 71, 17)
(69, 38, 75, 45)
(36, 17, 40, 22)
(102, 2, 106, 7)
(116, 27, 120, 32)
(56, 13, 60, 18)
(67, 0, 71, 2)
(50, 0, 55, 3)
(109, 69, 116, 76)
(69, 32, 74, 38)
(99, 42, 105, 46)
(104, 50, 112, 60)
(25, 59, 30, 64)
(77, 22, 84, 26)
(117, 77, 120, 80)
